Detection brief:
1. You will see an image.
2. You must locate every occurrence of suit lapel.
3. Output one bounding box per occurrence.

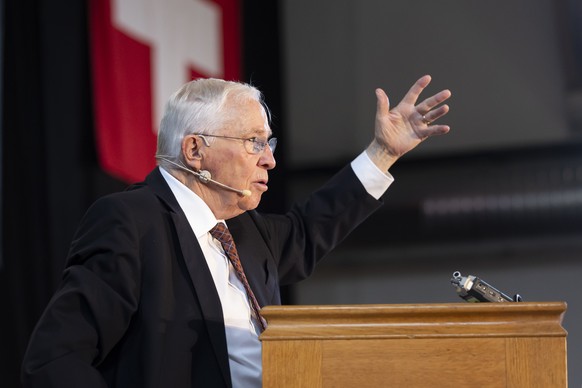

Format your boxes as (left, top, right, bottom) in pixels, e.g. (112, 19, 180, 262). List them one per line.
(145, 168, 232, 387)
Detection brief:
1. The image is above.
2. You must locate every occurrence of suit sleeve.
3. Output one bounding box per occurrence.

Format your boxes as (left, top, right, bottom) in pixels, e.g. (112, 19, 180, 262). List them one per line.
(21, 195, 142, 388)
(257, 165, 384, 286)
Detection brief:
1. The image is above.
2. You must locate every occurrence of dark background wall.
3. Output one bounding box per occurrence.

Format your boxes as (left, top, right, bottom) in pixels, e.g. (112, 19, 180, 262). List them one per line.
(281, 2, 582, 387)
(282, 1, 578, 165)
(2, 0, 581, 387)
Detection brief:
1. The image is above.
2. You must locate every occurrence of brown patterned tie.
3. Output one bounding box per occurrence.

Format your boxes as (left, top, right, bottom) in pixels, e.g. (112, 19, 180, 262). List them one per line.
(210, 222, 267, 332)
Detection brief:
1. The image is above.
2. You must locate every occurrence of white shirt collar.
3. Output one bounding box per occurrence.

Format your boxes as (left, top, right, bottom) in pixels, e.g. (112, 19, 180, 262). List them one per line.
(158, 166, 222, 237)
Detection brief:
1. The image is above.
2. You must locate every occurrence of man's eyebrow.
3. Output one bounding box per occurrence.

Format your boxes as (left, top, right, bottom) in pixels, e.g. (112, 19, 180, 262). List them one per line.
(248, 128, 272, 138)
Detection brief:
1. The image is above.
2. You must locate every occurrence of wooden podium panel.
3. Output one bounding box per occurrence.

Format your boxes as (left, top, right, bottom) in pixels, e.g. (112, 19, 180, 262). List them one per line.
(260, 302, 567, 388)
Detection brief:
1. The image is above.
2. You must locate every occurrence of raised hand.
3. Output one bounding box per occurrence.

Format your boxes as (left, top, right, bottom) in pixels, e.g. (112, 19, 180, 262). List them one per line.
(367, 75, 451, 170)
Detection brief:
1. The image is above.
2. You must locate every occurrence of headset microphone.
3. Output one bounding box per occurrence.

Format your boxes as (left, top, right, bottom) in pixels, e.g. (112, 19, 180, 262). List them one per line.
(155, 156, 252, 197)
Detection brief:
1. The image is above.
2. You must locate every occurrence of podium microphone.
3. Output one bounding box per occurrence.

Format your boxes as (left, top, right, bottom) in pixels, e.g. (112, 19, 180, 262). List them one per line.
(155, 156, 252, 197)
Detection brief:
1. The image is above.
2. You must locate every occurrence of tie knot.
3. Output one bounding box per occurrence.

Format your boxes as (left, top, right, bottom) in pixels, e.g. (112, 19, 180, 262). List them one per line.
(210, 222, 233, 245)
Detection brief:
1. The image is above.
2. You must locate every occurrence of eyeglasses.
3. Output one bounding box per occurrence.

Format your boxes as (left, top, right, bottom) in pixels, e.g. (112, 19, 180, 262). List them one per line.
(196, 134, 277, 155)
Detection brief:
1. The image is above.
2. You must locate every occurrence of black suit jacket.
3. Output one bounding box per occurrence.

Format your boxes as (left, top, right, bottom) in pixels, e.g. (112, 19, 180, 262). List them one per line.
(22, 165, 382, 388)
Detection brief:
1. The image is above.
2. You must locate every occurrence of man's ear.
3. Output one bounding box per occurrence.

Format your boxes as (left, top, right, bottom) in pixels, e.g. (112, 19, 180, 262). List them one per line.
(182, 134, 203, 168)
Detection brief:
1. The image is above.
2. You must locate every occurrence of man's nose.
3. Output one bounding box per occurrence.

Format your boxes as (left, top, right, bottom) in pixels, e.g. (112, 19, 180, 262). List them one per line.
(259, 145, 276, 170)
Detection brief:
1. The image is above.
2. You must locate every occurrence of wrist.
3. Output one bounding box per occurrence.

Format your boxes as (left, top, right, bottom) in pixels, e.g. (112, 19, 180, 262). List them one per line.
(365, 140, 398, 172)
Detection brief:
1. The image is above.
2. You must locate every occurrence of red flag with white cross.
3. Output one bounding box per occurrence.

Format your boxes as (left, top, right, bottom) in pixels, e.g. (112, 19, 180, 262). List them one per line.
(88, 0, 241, 182)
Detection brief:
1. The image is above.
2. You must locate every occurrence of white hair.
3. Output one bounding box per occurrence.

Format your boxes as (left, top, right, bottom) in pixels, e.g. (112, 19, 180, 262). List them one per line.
(155, 78, 266, 169)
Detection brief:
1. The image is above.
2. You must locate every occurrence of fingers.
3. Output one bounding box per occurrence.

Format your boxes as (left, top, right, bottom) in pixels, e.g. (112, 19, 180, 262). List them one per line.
(419, 123, 451, 138)
(416, 89, 452, 116)
(376, 75, 452, 133)
(421, 103, 450, 126)
(401, 75, 432, 106)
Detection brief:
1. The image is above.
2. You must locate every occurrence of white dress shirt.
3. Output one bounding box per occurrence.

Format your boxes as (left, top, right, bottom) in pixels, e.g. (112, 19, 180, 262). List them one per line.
(159, 150, 393, 387)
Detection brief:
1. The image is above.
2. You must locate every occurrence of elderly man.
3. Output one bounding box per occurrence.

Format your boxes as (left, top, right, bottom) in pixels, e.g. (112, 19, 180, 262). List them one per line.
(22, 76, 451, 388)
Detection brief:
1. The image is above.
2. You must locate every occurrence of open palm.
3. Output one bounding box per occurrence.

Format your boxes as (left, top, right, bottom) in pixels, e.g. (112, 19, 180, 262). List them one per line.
(374, 75, 451, 158)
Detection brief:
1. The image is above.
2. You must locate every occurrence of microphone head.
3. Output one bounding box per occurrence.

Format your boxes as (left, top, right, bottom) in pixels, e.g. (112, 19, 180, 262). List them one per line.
(197, 170, 211, 183)
(241, 189, 252, 197)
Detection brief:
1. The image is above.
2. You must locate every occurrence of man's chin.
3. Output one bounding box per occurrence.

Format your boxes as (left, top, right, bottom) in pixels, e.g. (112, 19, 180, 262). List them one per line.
(239, 193, 262, 211)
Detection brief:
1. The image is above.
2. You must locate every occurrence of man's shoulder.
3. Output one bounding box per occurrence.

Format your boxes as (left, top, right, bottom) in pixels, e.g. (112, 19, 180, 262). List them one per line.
(84, 181, 162, 220)
(96, 168, 170, 208)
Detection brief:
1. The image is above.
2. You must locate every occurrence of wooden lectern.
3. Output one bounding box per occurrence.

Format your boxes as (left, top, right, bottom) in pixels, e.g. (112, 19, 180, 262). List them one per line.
(260, 302, 567, 387)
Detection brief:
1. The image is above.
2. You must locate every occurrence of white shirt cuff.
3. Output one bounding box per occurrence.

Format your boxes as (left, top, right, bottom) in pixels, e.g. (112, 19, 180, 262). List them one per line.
(350, 151, 394, 200)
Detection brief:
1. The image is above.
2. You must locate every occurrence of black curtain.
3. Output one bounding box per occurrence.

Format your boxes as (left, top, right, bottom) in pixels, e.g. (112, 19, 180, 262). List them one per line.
(0, 1, 125, 387)
(242, 1, 286, 214)
(0, 1, 284, 387)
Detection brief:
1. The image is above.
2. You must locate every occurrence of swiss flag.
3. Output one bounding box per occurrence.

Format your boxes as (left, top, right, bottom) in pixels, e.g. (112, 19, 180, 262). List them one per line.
(88, 0, 241, 183)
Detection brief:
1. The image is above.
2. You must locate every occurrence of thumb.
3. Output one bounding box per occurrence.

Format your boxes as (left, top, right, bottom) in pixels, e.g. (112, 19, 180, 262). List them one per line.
(375, 88, 390, 116)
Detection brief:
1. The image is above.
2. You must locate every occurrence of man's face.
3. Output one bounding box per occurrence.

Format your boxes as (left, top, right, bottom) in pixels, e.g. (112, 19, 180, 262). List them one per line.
(199, 98, 276, 218)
